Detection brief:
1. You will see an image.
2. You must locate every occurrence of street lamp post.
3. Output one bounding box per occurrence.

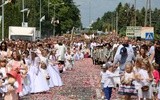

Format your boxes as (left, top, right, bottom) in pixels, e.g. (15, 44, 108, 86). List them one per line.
(22, 0, 24, 24)
(134, 0, 137, 27)
(53, 4, 55, 36)
(2, 0, 4, 40)
(51, 3, 64, 36)
(40, 0, 42, 36)
(89, 0, 91, 28)
(21, 8, 29, 27)
(116, 12, 118, 34)
(1, 0, 9, 40)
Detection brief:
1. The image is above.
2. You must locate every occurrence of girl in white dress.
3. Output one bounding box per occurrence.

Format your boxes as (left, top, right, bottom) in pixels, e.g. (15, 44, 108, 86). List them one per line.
(47, 49, 63, 87)
(40, 62, 50, 86)
(65, 50, 74, 71)
(28, 51, 49, 93)
(19, 51, 31, 96)
(137, 59, 153, 100)
(39, 49, 54, 88)
(47, 63, 63, 87)
(118, 63, 137, 100)
(0, 58, 8, 93)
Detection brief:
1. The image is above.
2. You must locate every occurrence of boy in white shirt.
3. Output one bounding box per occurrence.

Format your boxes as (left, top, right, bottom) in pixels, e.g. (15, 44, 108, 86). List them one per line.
(103, 62, 121, 100)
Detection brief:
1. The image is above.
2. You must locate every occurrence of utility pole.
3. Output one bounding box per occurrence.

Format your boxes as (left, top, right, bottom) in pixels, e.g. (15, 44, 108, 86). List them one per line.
(134, 0, 137, 39)
(48, 0, 49, 16)
(22, 0, 24, 24)
(40, 0, 42, 35)
(149, 0, 152, 27)
(144, 0, 148, 27)
(134, 0, 136, 27)
(52, 3, 64, 36)
(116, 12, 118, 34)
(89, 0, 91, 27)
(53, 5, 55, 36)
(2, 0, 4, 40)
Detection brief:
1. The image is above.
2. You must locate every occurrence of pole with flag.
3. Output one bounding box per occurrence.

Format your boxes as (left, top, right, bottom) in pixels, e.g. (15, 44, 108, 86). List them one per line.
(27, 9, 30, 18)
(40, 15, 45, 22)
(40, 15, 45, 38)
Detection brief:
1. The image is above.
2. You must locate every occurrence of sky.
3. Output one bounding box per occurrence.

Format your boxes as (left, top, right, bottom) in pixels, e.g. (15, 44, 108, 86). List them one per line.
(73, 0, 160, 28)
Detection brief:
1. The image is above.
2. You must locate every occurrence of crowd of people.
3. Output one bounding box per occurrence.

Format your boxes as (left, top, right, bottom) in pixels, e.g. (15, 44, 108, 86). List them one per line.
(93, 36, 160, 100)
(0, 35, 91, 100)
(0, 33, 160, 100)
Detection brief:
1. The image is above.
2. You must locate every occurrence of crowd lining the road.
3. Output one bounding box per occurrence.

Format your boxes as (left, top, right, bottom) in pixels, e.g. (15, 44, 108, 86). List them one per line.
(0, 33, 159, 100)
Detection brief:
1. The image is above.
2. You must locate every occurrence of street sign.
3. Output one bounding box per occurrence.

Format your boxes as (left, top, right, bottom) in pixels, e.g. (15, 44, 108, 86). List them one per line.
(145, 32, 154, 40)
(126, 26, 141, 37)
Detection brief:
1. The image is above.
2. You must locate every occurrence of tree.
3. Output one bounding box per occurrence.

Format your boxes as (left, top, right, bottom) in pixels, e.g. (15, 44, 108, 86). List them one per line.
(91, 2, 160, 38)
(0, 0, 82, 39)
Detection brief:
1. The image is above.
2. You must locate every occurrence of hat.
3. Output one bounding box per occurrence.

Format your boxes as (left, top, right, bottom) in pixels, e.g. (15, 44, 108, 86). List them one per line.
(7, 70, 18, 79)
(102, 64, 107, 69)
(7, 70, 22, 93)
(120, 47, 127, 55)
(102, 62, 113, 69)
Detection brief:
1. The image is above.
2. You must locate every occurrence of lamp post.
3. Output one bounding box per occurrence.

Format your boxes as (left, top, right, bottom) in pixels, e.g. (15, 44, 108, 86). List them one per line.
(144, 0, 148, 27)
(53, 4, 55, 36)
(89, 0, 91, 28)
(40, 0, 42, 36)
(116, 12, 118, 34)
(2, 0, 4, 40)
(1, 0, 9, 40)
(22, 0, 24, 24)
(52, 2, 64, 36)
(21, 8, 29, 27)
(134, 0, 137, 27)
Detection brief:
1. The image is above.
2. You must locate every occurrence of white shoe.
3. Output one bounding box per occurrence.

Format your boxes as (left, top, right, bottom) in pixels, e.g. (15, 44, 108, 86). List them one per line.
(63, 68, 66, 71)
(101, 96, 105, 99)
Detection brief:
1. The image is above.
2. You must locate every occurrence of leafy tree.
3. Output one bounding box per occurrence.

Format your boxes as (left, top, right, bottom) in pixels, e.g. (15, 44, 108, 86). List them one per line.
(0, 0, 81, 39)
(91, 2, 160, 39)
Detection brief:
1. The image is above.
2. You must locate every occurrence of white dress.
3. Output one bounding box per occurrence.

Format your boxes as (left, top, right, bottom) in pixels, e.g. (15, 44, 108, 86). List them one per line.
(28, 57, 49, 93)
(47, 64, 63, 86)
(0, 67, 7, 93)
(65, 53, 73, 70)
(19, 57, 31, 96)
(55, 44, 67, 61)
(40, 68, 50, 85)
(137, 69, 152, 99)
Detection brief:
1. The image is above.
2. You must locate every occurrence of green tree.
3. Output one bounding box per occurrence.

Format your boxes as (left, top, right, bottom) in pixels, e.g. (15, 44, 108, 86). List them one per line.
(0, 0, 82, 39)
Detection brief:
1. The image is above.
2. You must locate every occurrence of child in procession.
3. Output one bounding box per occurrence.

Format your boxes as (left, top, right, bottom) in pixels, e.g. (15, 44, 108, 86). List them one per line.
(118, 62, 137, 100)
(103, 62, 121, 100)
(99, 64, 107, 99)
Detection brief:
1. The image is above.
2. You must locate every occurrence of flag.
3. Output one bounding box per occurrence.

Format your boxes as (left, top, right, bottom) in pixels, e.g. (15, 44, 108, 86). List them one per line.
(27, 10, 30, 18)
(84, 34, 90, 39)
(92, 34, 94, 38)
(56, 20, 59, 24)
(8, 0, 16, 4)
(51, 17, 55, 24)
(40, 16, 45, 22)
(0, 1, 9, 7)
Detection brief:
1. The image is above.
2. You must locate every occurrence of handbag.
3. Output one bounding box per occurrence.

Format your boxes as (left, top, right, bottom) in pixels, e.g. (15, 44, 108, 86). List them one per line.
(141, 86, 149, 92)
